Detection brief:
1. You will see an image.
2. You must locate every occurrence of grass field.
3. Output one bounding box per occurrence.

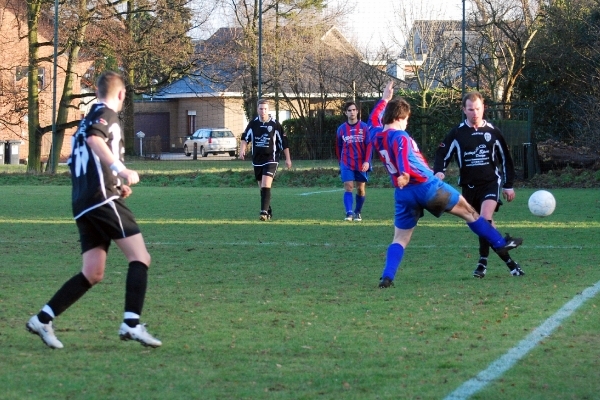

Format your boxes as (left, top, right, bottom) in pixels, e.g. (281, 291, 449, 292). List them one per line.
(1, 178, 599, 399)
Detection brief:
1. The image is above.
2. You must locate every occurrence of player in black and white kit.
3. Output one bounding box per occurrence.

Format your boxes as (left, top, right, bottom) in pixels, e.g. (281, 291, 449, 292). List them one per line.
(434, 91, 525, 278)
(240, 98, 292, 221)
(26, 71, 161, 349)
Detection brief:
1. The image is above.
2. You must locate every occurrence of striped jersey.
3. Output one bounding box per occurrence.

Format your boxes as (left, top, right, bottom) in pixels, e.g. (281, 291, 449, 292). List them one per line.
(368, 99, 435, 188)
(68, 103, 124, 219)
(336, 121, 372, 170)
(433, 120, 515, 188)
(241, 117, 289, 166)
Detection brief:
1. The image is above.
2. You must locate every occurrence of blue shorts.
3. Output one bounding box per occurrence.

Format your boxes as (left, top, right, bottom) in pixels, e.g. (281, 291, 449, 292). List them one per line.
(340, 166, 369, 183)
(394, 179, 461, 229)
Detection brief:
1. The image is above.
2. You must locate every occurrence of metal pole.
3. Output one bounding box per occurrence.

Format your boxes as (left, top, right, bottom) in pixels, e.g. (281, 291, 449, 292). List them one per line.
(258, 0, 262, 99)
(461, 0, 466, 98)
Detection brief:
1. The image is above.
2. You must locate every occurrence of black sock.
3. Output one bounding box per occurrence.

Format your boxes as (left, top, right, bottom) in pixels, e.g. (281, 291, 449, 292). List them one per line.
(260, 187, 271, 212)
(125, 261, 148, 326)
(479, 234, 490, 259)
(43, 272, 92, 322)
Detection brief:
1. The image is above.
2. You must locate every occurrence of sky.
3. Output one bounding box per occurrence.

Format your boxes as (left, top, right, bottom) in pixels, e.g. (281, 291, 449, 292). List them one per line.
(331, 0, 464, 49)
(197, 0, 465, 51)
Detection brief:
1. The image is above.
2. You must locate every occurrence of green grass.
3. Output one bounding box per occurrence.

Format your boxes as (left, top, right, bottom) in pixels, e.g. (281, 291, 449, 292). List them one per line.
(0, 178, 599, 398)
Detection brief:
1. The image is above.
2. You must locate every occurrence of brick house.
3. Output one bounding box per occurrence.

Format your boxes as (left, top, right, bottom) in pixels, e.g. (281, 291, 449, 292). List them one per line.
(0, 0, 88, 164)
(134, 26, 400, 154)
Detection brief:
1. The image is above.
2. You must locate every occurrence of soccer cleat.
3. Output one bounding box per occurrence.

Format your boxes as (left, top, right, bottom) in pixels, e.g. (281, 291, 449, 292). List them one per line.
(353, 213, 362, 222)
(510, 265, 526, 276)
(26, 315, 64, 349)
(378, 277, 394, 288)
(494, 234, 523, 254)
(259, 211, 269, 221)
(473, 263, 487, 278)
(119, 323, 162, 348)
(344, 212, 354, 221)
(267, 206, 272, 220)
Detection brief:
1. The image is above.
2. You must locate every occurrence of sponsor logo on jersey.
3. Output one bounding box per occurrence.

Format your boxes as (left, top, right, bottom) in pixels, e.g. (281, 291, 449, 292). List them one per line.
(96, 118, 108, 126)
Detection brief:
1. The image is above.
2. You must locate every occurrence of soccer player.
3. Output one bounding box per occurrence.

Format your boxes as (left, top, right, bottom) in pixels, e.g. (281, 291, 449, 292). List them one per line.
(368, 81, 524, 288)
(433, 92, 525, 278)
(240, 98, 292, 221)
(336, 101, 372, 221)
(26, 71, 161, 348)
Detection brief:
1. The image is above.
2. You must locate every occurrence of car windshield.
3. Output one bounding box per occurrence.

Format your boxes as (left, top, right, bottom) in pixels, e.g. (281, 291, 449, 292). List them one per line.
(212, 131, 234, 138)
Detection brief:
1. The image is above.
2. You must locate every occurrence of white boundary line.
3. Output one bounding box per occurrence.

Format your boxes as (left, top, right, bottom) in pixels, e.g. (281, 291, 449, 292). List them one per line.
(298, 189, 344, 196)
(444, 279, 600, 400)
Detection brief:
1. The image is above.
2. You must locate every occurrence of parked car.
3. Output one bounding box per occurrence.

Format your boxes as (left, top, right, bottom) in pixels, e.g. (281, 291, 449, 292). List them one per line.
(183, 128, 237, 157)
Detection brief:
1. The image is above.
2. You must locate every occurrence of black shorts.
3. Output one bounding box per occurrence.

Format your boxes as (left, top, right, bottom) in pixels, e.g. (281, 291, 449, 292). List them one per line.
(75, 199, 141, 253)
(461, 181, 503, 213)
(253, 163, 279, 181)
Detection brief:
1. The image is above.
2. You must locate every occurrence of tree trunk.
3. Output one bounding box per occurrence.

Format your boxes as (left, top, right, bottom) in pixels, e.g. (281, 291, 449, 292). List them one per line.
(26, 0, 42, 173)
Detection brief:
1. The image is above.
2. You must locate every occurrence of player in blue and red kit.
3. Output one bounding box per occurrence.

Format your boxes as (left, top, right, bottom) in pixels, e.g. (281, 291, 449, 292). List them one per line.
(368, 81, 524, 288)
(336, 101, 372, 221)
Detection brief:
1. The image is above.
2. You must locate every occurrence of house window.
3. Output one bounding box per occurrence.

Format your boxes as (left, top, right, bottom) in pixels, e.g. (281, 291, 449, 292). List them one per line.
(14, 67, 46, 91)
(415, 46, 421, 54)
(15, 66, 27, 81)
(187, 111, 196, 135)
(38, 68, 45, 91)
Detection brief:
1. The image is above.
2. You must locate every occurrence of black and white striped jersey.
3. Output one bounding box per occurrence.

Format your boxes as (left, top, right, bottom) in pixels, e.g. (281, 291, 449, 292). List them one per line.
(241, 117, 288, 166)
(433, 120, 515, 189)
(68, 103, 125, 219)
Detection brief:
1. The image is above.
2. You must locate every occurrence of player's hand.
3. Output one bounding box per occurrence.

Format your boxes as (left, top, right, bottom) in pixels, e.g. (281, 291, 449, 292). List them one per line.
(286, 159, 292, 169)
(383, 80, 394, 102)
(435, 172, 445, 180)
(397, 172, 410, 188)
(120, 184, 132, 199)
(502, 188, 515, 202)
(361, 162, 369, 172)
(239, 152, 245, 160)
(118, 169, 139, 186)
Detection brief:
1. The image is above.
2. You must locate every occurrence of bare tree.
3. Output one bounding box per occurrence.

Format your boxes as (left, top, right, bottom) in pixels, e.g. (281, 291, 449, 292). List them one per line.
(388, 1, 463, 154)
(468, 0, 542, 103)
(225, 0, 347, 120)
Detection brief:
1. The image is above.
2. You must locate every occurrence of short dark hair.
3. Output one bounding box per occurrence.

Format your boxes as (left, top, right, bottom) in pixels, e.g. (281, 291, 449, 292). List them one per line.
(96, 71, 125, 100)
(257, 98, 270, 107)
(462, 91, 485, 108)
(382, 98, 411, 125)
(343, 101, 357, 112)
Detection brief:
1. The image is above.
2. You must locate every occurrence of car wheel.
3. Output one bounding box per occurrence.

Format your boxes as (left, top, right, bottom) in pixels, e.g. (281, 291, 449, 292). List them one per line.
(229, 151, 235, 157)
(200, 147, 208, 157)
(184, 145, 190, 157)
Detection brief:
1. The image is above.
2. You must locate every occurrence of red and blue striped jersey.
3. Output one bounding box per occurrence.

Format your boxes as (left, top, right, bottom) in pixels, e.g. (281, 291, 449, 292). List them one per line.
(368, 100, 434, 188)
(336, 121, 372, 170)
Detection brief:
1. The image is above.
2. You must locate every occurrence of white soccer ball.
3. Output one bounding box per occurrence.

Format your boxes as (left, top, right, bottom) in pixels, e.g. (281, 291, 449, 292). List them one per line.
(528, 190, 556, 217)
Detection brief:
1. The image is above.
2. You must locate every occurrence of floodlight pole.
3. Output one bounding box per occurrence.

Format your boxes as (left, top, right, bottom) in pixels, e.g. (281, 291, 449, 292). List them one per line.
(461, 0, 466, 98)
(258, 0, 263, 99)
